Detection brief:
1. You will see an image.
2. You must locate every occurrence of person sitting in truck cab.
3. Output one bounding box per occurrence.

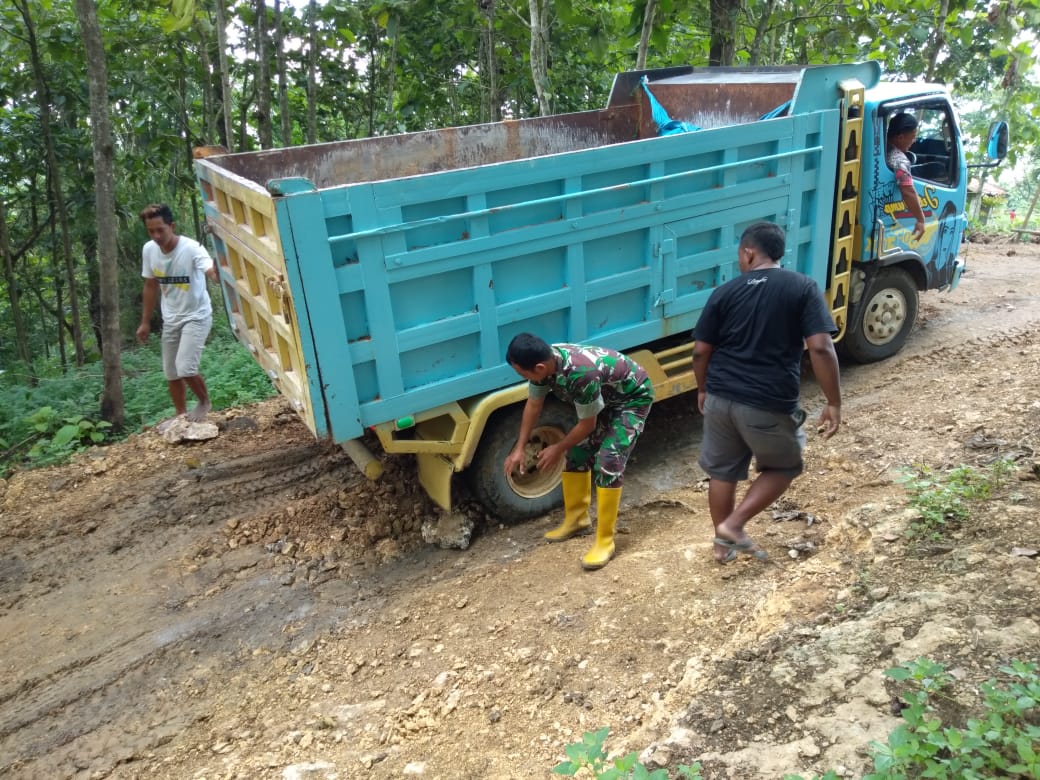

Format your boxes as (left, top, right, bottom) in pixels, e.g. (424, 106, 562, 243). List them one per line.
(503, 334, 654, 571)
(886, 113, 927, 241)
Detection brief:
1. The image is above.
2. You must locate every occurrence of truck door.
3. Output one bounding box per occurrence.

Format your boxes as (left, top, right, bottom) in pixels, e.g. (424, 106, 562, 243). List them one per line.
(876, 101, 967, 290)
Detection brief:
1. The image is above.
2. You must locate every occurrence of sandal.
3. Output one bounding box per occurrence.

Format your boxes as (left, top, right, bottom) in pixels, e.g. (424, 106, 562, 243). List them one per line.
(713, 536, 769, 561)
(716, 547, 738, 564)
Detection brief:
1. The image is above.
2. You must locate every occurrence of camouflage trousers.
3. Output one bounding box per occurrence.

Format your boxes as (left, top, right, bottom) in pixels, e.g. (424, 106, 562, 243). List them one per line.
(565, 386, 653, 489)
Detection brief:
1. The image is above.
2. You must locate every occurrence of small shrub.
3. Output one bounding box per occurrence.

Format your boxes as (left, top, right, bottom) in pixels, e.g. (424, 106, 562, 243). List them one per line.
(867, 658, 1040, 779)
(0, 326, 275, 474)
(553, 727, 702, 779)
(24, 407, 113, 467)
(199, 333, 276, 409)
(897, 460, 1014, 539)
(786, 658, 1040, 780)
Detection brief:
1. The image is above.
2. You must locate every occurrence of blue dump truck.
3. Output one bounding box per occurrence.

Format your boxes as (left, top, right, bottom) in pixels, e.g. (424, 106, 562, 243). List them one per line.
(193, 61, 1006, 521)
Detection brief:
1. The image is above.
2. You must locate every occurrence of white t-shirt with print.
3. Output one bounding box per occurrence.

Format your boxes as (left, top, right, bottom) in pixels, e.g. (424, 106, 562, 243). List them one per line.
(141, 235, 214, 326)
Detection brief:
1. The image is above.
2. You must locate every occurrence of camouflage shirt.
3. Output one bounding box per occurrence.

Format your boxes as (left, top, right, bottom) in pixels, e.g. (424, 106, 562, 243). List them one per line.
(528, 344, 653, 420)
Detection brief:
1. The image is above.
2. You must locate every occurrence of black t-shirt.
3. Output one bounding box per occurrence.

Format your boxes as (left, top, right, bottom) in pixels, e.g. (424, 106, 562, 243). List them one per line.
(693, 267, 836, 413)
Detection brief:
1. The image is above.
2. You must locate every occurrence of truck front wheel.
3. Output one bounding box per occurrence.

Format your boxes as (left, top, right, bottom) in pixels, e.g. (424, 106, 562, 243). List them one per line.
(841, 266, 919, 363)
(467, 402, 576, 522)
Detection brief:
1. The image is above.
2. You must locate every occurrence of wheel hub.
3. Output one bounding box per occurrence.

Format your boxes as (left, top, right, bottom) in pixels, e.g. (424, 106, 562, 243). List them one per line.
(506, 424, 566, 499)
(863, 288, 907, 346)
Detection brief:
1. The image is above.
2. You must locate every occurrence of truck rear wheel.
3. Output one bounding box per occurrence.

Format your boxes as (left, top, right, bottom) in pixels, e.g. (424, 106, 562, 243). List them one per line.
(468, 402, 576, 522)
(841, 266, 918, 363)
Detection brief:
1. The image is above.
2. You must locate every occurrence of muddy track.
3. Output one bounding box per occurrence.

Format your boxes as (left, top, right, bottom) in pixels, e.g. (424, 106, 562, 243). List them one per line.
(0, 439, 365, 777)
(0, 442, 357, 605)
(907, 321, 1040, 366)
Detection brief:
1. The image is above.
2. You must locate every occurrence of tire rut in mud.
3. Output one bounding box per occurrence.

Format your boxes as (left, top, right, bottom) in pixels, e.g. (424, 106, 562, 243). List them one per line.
(1, 442, 360, 606)
(0, 439, 363, 778)
(909, 322, 1040, 366)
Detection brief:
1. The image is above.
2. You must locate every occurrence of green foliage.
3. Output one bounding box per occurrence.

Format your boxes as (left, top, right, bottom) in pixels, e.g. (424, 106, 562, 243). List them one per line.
(553, 727, 702, 779)
(0, 325, 275, 475)
(884, 657, 954, 696)
(118, 325, 276, 431)
(197, 331, 277, 409)
(896, 460, 1014, 539)
(786, 658, 1040, 780)
(865, 658, 1040, 780)
(23, 406, 113, 467)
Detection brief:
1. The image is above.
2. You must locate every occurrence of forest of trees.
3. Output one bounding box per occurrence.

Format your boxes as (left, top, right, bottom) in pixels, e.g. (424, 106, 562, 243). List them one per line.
(1, 0, 1039, 435)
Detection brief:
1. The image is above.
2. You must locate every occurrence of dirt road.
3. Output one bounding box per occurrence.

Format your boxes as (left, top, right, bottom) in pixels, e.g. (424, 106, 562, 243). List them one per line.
(1, 240, 1038, 780)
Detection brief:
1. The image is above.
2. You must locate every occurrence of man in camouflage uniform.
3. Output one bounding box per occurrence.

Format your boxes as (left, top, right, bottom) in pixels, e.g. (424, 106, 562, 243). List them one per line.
(503, 333, 654, 570)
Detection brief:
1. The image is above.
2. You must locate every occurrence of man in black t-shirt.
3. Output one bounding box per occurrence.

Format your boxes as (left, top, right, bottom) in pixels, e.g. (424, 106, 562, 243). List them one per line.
(692, 222, 842, 563)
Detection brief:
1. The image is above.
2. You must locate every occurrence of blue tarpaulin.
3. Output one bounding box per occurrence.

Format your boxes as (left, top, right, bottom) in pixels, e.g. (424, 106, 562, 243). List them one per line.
(640, 77, 700, 136)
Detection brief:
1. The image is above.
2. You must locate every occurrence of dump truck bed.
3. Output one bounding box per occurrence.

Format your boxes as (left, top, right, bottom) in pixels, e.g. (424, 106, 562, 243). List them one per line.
(194, 65, 868, 444)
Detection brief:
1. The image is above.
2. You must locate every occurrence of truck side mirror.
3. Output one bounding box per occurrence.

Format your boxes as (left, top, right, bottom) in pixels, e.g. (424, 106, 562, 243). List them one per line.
(986, 120, 1009, 162)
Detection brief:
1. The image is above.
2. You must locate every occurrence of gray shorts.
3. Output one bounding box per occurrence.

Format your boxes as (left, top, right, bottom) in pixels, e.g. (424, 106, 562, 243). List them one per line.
(698, 394, 806, 482)
(161, 316, 212, 380)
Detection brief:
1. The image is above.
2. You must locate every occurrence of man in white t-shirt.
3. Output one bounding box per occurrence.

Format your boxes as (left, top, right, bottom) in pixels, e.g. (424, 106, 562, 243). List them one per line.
(136, 203, 218, 429)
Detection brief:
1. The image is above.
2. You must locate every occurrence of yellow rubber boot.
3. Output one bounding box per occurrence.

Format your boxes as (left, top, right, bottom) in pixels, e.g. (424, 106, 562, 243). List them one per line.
(582, 486, 621, 570)
(544, 471, 592, 542)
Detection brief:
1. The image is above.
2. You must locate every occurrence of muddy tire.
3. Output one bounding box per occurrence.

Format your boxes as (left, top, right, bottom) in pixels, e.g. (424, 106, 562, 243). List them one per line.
(841, 266, 919, 363)
(468, 402, 576, 523)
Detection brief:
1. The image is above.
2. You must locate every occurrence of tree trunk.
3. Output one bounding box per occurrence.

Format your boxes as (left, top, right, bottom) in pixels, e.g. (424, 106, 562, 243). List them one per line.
(199, 32, 219, 145)
(274, 0, 292, 145)
(15, 0, 86, 367)
(50, 225, 68, 369)
(213, 0, 234, 149)
(709, 0, 741, 66)
(256, 0, 273, 148)
(383, 14, 399, 128)
(84, 234, 103, 354)
(306, 0, 318, 144)
(923, 0, 950, 81)
(365, 26, 378, 136)
(194, 10, 219, 145)
(747, 0, 777, 66)
(528, 0, 552, 115)
(1021, 177, 1040, 229)
(636, 0, 658, 70)
(970, 61, 1018, 222)
(238, 73, 256, 150)
(0, 197, 33, 375)
(170, 44, 206, 240)
(479, 0, 499, 122)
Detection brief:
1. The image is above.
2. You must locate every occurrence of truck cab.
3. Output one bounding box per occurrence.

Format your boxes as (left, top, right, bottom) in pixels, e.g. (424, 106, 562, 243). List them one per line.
(866, 85, 968, 289)
(840, 84, 969, 362)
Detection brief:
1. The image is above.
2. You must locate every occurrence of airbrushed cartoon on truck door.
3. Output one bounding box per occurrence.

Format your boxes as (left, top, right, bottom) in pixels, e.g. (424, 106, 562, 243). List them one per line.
(194, 60, 1007, 521)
